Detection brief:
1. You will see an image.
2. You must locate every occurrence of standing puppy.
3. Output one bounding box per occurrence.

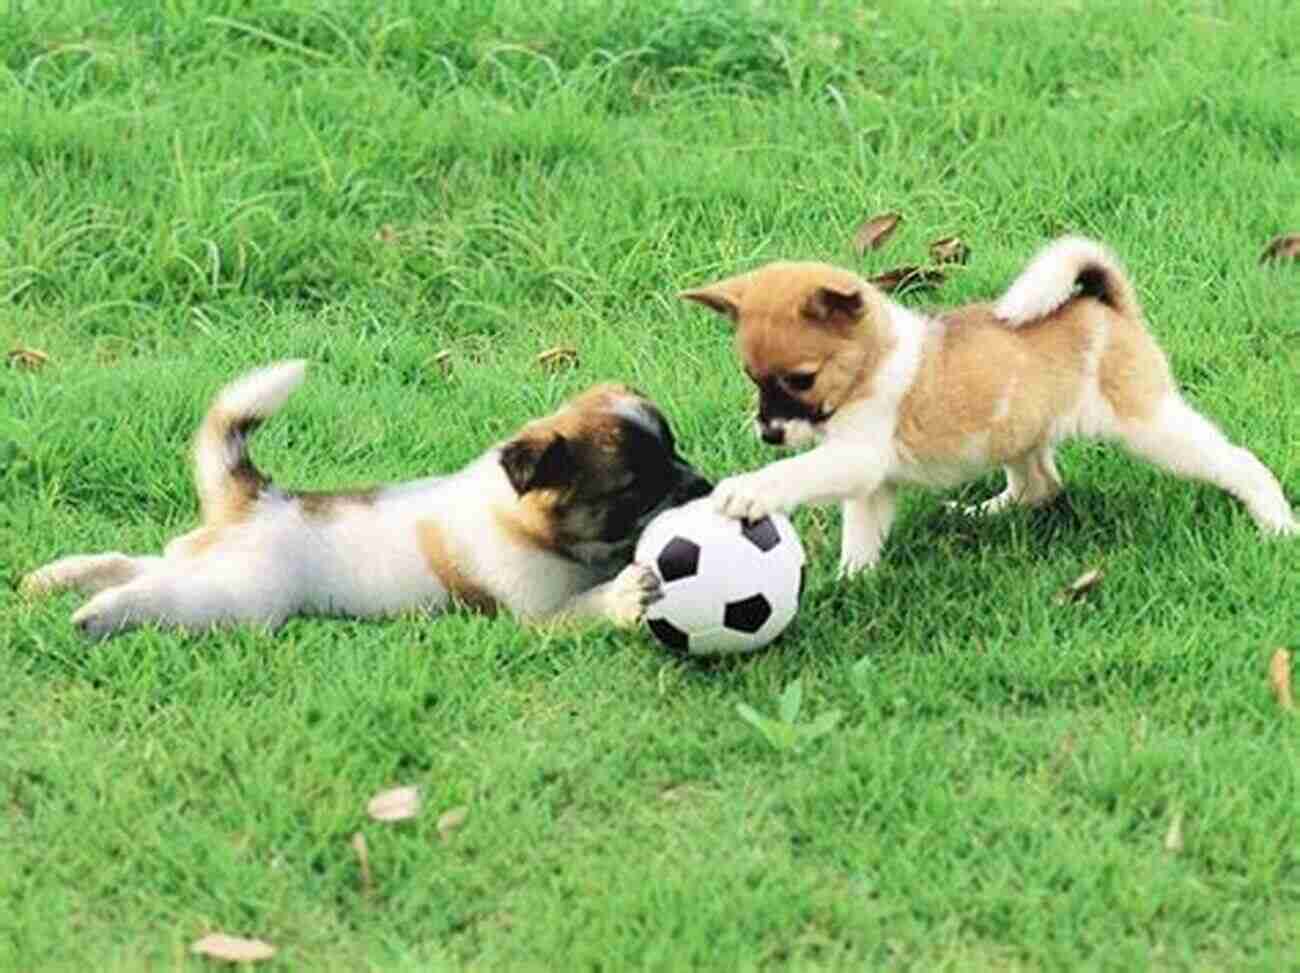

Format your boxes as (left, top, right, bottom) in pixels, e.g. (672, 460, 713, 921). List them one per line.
(681, 237, 1296, 575)
(22, 361, 711, 638)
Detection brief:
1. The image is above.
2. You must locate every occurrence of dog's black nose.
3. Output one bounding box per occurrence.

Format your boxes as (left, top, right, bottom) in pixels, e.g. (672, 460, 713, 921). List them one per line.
(760, 425, 785, 445)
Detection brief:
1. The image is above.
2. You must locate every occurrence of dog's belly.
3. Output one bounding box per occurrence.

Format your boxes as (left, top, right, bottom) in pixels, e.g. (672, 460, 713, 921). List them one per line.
(889, 455, 996, 489)
(889, 434, 999, 489)
(298, 506, 448, 618)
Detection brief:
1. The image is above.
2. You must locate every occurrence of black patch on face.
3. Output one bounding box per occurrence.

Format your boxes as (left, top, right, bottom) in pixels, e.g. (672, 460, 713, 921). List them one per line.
(757, 378, 820, 426)
(588, 407, 708, 543)
(597, 419, 678, 541)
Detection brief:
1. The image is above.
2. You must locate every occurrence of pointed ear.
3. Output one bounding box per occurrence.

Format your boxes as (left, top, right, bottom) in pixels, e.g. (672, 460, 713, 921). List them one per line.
(500, 433, 572, 495)
(802, 284, 866, 325)
(679, 275, 746, 323)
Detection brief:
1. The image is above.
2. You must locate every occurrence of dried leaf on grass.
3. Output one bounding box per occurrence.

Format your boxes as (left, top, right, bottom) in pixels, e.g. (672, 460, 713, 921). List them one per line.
(1270, 648, 1294, 712)
(929, 236, 970, 266)
(536, 346, 579, 370)
(1163, 811, 1184, 853)
(1056, 568, 1103, 604)
(437, 805, 469, 841)
(868, 266, 945, 294)
(851, 212, 902, 255)
(351, 832, 372, 894)
(191, 933, 276, 963)
(1260, 234, 1300, 264)
(367, 785, 420, 822)
(7, 347, 50, 370)
(374, 224, 400, 244)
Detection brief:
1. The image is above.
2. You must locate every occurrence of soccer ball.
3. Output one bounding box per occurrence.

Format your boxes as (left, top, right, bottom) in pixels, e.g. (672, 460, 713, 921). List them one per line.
(635, 498, 806, 656)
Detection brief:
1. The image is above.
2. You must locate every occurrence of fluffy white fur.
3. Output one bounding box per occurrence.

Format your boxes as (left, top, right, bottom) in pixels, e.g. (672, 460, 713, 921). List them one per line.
(993, 236, 1138, 326)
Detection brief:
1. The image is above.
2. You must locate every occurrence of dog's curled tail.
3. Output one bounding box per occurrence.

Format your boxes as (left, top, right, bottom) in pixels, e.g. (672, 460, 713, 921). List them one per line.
(993, 236, 1141, 328)
(193, 360, 307, 525)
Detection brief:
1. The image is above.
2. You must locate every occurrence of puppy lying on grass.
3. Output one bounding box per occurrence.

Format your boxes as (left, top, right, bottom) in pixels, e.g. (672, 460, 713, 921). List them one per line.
(682, 236, 1296, 575)
(22, 362, 711, 638)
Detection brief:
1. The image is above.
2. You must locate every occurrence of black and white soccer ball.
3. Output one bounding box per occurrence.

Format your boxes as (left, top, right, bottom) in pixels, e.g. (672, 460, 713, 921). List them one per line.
(635, 498, 805, 656)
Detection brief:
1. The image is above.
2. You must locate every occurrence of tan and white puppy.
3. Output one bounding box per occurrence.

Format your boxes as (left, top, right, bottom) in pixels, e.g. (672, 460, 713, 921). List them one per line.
(681, 236, 1296, 575)
(21, 361, 711, 638)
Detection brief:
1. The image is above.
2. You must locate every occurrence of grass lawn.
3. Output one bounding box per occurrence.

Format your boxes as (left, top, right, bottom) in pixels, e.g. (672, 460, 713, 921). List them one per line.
(4, 0, 1300, 968)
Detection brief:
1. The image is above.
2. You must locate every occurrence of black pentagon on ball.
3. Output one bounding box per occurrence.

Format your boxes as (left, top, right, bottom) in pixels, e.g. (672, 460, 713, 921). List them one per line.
(723, 593, 772, 634)
(656, 536, 701, 582)
(739, 515, 780, 552)
(647, 617, 690, 653)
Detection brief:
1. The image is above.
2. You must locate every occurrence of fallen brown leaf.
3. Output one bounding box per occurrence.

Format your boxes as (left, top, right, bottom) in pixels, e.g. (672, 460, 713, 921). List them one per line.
(1260, 234, 1300, 264)
(852, 212, 902, 256)
(929, 236, 970, 266)
(367, 785, 420, 823)
(7, 347, 50, 370)
(191, 933, 276, 963)
(1056, 568, 1103, 604)
(536, 346, 579, 370)
(868, 265, 945, 294)
(374, 224, 400, 244)
(1270, 648, 1294, 712)
(350, 832, 372, 894)
(1163, 811, 1184, 853)
(437, 805, 469, 841)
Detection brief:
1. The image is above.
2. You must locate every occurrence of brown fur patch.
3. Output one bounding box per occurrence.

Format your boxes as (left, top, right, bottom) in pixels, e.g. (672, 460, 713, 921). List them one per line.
(1097, 315, 1170, 422)
(416, 520, 498, 615)
(896, 302, 1094, 462)
(690, 262, 898, 417)
(491, 382, 663, 560)
(296, 488, 380, 519)
(195, 411, 267, 529)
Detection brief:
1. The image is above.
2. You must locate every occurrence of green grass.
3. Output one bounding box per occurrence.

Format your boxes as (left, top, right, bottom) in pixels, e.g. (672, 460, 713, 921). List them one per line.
(4, 0, 1300, 968)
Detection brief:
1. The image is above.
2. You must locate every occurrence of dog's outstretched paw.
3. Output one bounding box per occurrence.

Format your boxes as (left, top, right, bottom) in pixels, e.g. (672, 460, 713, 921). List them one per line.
(605, 563, 664, 628)
(712, 473, 780, 522)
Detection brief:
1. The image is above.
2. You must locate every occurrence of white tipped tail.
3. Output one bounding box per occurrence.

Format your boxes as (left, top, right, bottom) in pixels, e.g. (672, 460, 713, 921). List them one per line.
(193, 360, 307, 524)
(993, 236, 1141, 327)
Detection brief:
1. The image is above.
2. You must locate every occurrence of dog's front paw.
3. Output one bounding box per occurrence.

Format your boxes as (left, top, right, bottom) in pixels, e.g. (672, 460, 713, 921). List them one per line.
(605, 563, 664, 628)
(836, 552, 879, 579)
(711, 473, 781, 521)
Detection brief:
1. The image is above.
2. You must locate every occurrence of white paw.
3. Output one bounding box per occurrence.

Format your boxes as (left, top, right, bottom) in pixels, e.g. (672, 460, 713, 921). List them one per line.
(711, 473, 781, 521)
(605, 563, 664, 628)
(943, 492, 1016, 518)
(19, 567, 56, 597)
(71, 592, 131, 640)
(1262, 512, 1299, 538)
(836, 553, 878, 579)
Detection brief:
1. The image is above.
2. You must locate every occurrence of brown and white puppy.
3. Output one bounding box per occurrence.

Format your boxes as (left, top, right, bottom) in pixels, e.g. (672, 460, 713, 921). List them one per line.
(21, 361, 711, 638)
(681, 236, 1296, 575)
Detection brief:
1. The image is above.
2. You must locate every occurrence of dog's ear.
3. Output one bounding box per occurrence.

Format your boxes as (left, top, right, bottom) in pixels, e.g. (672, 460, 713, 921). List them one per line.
(500, 432, 572, 495)
(802, 284, 866, 325)
(679, 275, 747, 323)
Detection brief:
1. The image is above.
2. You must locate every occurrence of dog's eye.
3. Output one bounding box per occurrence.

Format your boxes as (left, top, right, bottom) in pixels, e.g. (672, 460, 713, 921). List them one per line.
(783, 372, 816, 392)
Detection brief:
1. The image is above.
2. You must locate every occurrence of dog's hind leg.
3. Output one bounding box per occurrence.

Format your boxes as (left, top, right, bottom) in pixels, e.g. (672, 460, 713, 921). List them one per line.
(69, 561, 292, 640)
(967, 446, 1064, 516)
(1118, 396, 1297, 536)
(20, 553, 163, 598)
